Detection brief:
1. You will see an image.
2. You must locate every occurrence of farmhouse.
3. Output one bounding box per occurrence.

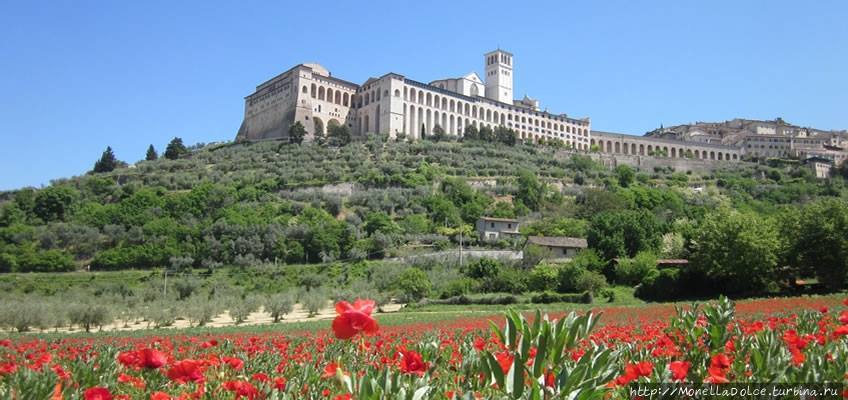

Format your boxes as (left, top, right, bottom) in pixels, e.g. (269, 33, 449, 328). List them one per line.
(476, 217, 520, 242)
(525, 236, 587, 262)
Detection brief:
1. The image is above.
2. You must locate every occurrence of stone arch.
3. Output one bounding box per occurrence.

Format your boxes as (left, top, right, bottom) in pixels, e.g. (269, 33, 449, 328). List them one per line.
(606, 141, 612, 153)
(335, 91, 342, 105)
(363, 115, 370, 133)
(426, 93, 432, 107)
(394, 89, 400, 97)
(327, 88, 334, 104)
(671, 148, 677, 158)
(470, 84, 479, 97)
(417, 91, 424, 104)
(442, 113, 447, 131)
(310, 84, 317, 98)
(417, 107, 424, 139)
(501, 113, 506, 125)
(375, 105, 381, 133)
(318, 86, 325, 101)
(441, 97, 447, 110)
(493, 111, 499, 124)
(614, 142, 621, 153)
(342, 93, 349, 107)
(710, 151, 715, 160)
(464, 103, 470, 116)
(486, 109, 492, 122)
(472, 106, 478, 119)
(732, 154, 738, 160)
(449, 100, 455, 113)
(313, 117, 325, 135)
(302, 85, 308, 94)
(639, 144, 645, 155)
(434, 94, 440, 109)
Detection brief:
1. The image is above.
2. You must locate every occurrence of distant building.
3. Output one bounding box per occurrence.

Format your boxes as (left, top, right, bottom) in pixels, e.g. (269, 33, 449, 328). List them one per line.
(804, 156, 834, 179)
(476, 217, 520, 241)
(525, 236, 587, 261)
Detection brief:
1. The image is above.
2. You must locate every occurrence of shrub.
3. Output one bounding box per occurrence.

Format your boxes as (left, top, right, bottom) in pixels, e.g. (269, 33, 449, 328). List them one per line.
(481, 267, 528, 294)
(574, 269, 608, 295)
(464, 258, 502, 280)
(556, 263, 584, 293)
(529, 291, 586, 304)
(439, 278, 474, 299)
(396, 267, 432, 302)
(614, 251, 657, 286)
(528, 262, 560, 292)
(635, 268, 681, 301)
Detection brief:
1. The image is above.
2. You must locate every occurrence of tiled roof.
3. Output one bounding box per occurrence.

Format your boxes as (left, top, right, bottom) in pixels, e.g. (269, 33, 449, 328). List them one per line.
(527, 236, 587, 248)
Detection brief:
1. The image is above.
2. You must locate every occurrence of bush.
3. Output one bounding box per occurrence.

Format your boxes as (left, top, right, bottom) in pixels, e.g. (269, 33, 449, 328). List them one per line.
(574, 269, 608, 295)
(556, 263, 584, 293)
(528, 262, 560, 292)
(464, 258, 502, 280)
(439, 278, 474, 299)
(529, 291, 586, 304)
(395, 267, 432, 302)
(635, 268, 681, 301)
(481, 267, 528, 294)
(614, 251, 657, 286)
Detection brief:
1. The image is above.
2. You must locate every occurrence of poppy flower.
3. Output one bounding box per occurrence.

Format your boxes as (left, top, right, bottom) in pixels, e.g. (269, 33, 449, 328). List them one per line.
(150, 392, 171, 400)
(83, 387, 113, 400)
(399, 349, 429, 376)
(166, 359, 205, 384)
(223, 380, 259, 400)
(669, 361, 690, 381)
(140, 349, 167, 369)
(273, 377, 287, 391)
(331, 299, 379, 339)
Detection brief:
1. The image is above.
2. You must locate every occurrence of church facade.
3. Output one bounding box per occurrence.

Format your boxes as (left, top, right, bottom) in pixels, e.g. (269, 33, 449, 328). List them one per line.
(236, 50, 592, 150)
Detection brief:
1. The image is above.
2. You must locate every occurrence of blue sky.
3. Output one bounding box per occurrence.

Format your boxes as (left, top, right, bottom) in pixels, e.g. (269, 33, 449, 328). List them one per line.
(1, 1, 846, 190)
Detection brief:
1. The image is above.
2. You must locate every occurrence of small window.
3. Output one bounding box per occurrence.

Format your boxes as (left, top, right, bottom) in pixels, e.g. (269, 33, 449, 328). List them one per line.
(490, 222, 495, 228)
(507, 223, 512, 229)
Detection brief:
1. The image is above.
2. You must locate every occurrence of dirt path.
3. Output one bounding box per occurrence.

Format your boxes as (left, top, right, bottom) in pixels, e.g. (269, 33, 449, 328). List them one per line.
(36, 303, 405, 334)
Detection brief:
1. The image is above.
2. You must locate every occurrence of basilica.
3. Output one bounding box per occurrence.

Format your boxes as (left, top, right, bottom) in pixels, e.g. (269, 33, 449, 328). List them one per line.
(235, 50, 592, 150)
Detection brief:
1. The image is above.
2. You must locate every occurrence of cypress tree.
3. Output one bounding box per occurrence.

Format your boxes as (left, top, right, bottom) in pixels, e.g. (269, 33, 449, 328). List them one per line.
(93, 146, 118, 173)
(145, 144, 158, 161)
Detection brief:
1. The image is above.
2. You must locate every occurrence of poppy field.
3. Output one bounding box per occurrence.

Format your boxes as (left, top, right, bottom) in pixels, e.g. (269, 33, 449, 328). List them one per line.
(1, 295, 847, 399)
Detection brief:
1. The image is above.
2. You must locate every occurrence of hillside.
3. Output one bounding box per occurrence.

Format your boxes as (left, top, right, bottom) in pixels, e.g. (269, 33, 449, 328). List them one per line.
(0, 135, 846, 324)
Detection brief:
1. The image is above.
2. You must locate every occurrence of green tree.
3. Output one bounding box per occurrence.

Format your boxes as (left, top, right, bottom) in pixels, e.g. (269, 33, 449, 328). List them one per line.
(587, 209, 663, 260)
(289, 121, 307, 144)
(495, 126, 517, 146)
(396, 267, 432, 302)
(145, 144, 158, 161)
(327, 124, 351, 146)
(781, 199, 848, 290)
(691, 209, 781, 295)
(93, 146, 118, 173)
(515, 169, 545, 211)
(164, 137, 188, 160)
(463, 125, 479, 141)
(33, 186, 77, 222)
(364, 211, 400, 236)
(614, 251, 657, 286)
(431, 124, 447, 142)
(615, 165, 635, 187)
(479, 126, 494, 142)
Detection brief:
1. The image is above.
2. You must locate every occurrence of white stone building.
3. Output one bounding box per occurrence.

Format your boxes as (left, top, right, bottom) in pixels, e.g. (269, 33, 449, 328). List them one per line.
(236, 50, 592, 149)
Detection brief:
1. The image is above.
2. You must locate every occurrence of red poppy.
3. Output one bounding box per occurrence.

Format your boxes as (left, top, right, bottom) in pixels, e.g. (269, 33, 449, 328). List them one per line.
(398, 349, 429, 376)
(140, 349, 167, 369)
(223, 356, 244, 370)
(838, 311, 848, 325)
(150, 392, 171, 400)
(83, 387, 113, 400)
(332, 299, 379, 339)
(166, 359, 205, 384)
(273, 376, 287, 391)
(223, 380, 259, 399)
(669, 361, 690, 381)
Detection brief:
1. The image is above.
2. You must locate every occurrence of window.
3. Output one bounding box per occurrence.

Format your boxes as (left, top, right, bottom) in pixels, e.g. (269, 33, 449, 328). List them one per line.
(490, 222, 495, 228)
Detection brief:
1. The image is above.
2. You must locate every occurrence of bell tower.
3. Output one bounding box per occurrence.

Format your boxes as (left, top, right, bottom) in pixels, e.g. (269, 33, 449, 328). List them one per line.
(484, 49, 513, 103)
